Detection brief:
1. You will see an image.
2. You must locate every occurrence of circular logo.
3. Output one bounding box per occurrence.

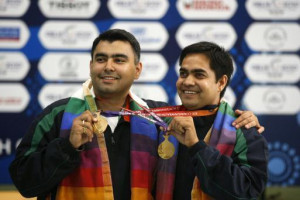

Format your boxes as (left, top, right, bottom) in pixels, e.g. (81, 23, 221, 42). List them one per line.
(264, 26, 287, 49)
(263, 89, 285, 110)
(268, 142, 300, 186)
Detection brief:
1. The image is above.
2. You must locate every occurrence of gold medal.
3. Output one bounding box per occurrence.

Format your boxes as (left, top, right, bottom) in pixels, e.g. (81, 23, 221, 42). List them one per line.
(92, 112, 108, 136)
(158, 135, 175, 159)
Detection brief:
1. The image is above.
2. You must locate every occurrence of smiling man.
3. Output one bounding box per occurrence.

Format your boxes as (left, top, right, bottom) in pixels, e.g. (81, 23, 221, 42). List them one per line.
(9, 30, 264, 200)
(170, 41, 269, 200)
(9, 29, 178, 200)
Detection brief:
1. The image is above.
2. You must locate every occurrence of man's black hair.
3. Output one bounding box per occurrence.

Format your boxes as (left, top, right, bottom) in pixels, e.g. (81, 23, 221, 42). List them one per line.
(91, 29, 141, 64)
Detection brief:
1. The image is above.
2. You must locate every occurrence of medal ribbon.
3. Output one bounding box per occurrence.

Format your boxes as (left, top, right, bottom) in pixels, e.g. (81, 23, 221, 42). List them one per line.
(82, 80, 114, 200)
(101, 105, 218, 129)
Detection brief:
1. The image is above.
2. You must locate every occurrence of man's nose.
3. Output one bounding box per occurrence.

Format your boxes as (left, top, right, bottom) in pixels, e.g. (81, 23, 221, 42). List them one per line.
(104, 58, 115, 71)
(183, 75, 195, 86)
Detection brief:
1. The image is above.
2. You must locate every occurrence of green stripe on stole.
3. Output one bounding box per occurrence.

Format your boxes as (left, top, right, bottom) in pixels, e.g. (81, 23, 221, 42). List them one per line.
(64, 97, 86, 114)
(219, 102, 250, 167)
(25, 104, 66, 156)
(218, 101, 236, 117)
(234, 129, 250, 167)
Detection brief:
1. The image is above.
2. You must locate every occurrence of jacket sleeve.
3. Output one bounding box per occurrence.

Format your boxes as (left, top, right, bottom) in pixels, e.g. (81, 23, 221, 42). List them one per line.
(9, 99, 81, 198)
(189, 127, 268, 200)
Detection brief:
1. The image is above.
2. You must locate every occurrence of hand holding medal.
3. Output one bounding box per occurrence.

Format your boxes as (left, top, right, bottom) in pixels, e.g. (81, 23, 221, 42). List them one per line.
(92, 111, 108, 136)
(166, 116, 199, 148)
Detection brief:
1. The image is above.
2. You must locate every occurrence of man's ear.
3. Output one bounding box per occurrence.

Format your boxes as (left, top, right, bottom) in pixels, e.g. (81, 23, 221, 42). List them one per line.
(218, 75, 228, 92)
(134, 62, 143, 80)
(89, 60, 93, 77)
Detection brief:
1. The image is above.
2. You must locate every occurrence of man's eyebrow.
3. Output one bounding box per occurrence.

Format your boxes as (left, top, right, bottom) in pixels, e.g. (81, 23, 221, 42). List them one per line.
(191, 69, 206, 73)
(179, 67, 206, 73)
(111, 54, 128, 59)
(94, 53, 128, 59)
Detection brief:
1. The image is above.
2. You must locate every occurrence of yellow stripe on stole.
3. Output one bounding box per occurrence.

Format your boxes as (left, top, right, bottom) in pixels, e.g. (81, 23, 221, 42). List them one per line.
(56, 186, 113, 200)
(131, 188, 153, 200)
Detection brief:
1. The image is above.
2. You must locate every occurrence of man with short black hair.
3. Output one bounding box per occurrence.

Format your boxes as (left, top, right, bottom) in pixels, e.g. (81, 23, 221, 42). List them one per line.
(170, 41, 268, 200)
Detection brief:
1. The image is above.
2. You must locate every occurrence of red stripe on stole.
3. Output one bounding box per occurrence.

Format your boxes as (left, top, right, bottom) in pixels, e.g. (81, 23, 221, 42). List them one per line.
(60, 167, 105, 187)
(216, 144, 234, 156)
(156, 171, 175, 194)
(156, 192, 172, 200)
(131, 169, 153, 189)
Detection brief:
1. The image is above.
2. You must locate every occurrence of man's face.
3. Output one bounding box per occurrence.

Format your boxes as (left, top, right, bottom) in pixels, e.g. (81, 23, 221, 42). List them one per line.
(90, 40, 142, 98)
(176, 53, 227, 110)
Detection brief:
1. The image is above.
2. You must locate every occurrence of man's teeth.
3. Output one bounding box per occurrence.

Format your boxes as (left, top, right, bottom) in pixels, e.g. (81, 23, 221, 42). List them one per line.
(103, 77, 116, 80)
(184, 90, 196, 94)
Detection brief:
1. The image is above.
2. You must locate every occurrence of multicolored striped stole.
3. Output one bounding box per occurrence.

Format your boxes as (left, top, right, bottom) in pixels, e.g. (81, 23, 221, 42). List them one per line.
(191, 101, 237, 200)
(55, 84, 178, 200)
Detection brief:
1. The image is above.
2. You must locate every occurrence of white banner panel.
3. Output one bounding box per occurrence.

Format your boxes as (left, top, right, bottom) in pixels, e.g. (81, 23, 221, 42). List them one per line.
(243, 85, 300, 115)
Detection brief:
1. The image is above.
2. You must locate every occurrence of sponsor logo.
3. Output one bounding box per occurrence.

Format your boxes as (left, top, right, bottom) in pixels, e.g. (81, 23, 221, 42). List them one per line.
(245, 54, 300, 83)
(136, 53, 168, 82)
(108, 0, 169, 19)
(0, 83, 30, 112)
(0, 52, 30, 81)
(264, 26, 287, 48)
(176, 0, 237, 19)
(38, 20, 99, 49)
(0, 20, 29, 48)
(0, 28, 20, 41)
(245, 23, 300, 51)
(38, 84, 81, 108)
(268, 142, 300, 186)
(176, 22, 237, 50)
(110, 22, 168, 51)
(243, 85, 300, 115)
(38, 52, 90, 81)
(246, 0, 300, 20)
(38, 0, 100, 18)
(131, 84, 168, 102)
(0, 0, 30, 17)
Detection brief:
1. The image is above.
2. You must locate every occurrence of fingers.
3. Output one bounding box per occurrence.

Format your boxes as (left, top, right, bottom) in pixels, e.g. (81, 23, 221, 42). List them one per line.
(81, 118, 93, 142)
(69, 111, 98, 148)
(168, 119, 185, 135)
(232, 110, 257, 129)
(257, 126, 265, 134)
(167, 117, 199, 147)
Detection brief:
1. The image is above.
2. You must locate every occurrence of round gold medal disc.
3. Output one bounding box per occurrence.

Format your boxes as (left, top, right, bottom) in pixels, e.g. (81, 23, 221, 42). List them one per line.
(93, 112, 108, 136)
(158, 135, 175, 159)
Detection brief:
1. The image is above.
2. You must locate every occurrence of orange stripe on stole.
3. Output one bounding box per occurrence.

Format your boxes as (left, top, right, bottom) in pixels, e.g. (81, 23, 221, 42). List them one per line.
(131, 188, 153, 200)
(56, 186, 113, 200)
(191, 127, 213, 200)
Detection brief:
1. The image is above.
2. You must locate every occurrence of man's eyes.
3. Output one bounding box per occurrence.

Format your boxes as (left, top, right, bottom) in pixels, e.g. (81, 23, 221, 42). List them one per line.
(195, 73, 205, 78)
(114, 58, 126, 63)
(96, 57, 105, 62)
(179, 71, 187, 77)
(179, 71, 205, 78)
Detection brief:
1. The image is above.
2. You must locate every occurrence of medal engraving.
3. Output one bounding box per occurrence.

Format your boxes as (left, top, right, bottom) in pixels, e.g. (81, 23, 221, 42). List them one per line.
(93, 112, 108, 136)
(158, 135, 175, 159)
